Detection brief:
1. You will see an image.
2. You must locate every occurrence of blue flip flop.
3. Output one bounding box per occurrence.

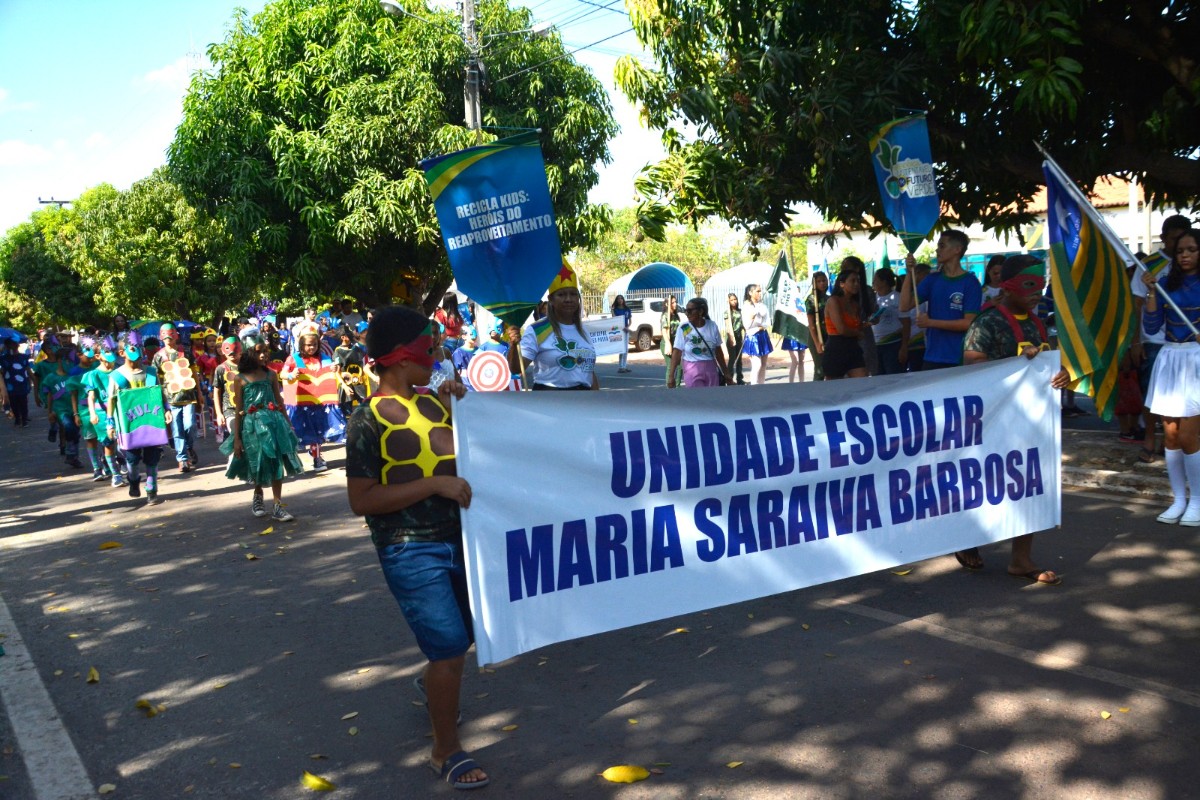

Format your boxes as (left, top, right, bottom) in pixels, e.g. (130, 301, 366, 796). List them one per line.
(431, 750, 490, 790)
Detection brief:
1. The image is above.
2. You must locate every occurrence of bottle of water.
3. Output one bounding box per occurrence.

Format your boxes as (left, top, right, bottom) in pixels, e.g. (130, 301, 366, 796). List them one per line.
(427, 360, 448, 392)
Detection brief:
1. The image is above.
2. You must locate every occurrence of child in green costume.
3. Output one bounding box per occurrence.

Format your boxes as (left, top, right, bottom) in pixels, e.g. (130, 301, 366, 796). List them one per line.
(219, 327, 303, 521)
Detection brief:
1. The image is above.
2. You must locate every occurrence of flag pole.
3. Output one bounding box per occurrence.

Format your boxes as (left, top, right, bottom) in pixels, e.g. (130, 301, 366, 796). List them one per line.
(1035, 142, 1197, 337)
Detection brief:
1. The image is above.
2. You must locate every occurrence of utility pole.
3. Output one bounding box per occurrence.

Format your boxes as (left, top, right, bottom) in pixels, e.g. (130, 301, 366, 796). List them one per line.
(461, 0, 482, 139)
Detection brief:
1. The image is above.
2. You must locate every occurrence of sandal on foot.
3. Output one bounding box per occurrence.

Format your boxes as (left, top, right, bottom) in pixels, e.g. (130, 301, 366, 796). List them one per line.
(1009, 569, 1061, 585)
(430, 750, 490, 790)
(413, 675, 463, 725)
(954, 548, 984, 571)
(1137, 447, 1157, 464)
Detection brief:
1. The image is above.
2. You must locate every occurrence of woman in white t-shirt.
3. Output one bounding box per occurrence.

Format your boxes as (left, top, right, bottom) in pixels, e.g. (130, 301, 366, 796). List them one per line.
(667, 298, 730, 388)
(518, 264, 599, 391)
(741, 284, 772, 384)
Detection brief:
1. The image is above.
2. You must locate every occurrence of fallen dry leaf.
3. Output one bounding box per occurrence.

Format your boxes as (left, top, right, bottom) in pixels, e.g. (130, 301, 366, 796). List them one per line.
(500, 724, 518, 732)
(801, 623, 810, 630)
(628, 719, 638, 725)
(245, 554, 259, 561)
(726, 761, 744, 769)
(348, 727, 358, 736)
(87, 667, 100, 684)
(891, 568, 913, 576)
(301, 771, 336, 791)
(1100, 711, 1112, 720)
(1118, 707, 1130, 713)
(135, 699, 160, 718)
(229, 763, 241, 769)
(98, 784, 117, 795)
(341, 712, 358, 721)
(260, 527, 274, 536)
(99, 541, 122, 550)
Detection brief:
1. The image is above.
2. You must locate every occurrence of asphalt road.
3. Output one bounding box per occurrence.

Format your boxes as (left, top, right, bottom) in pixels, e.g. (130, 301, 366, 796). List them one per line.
(1, 359, 1195, 800)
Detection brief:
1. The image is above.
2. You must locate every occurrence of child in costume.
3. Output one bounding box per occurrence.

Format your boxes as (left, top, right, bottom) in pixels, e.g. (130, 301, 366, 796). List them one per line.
(107, 331, 169, 504)
(153, 324, 207, 473)
(1, 337, 32, 427)
(84, 336, 125, 487)
(40, 337, 84, 468)
(212, 336, 242, 446)
(68, 336, 109, 480)
(343, 306, 485, 791)
(31, 332, 64, 446)
(281, 328, 344, 472)
(333, 326, 367, 419)
(219, 327, 302, 521)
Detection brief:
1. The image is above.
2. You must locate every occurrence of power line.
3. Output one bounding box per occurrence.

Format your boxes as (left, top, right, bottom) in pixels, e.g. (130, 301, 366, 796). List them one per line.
(495, 27, 634, 82)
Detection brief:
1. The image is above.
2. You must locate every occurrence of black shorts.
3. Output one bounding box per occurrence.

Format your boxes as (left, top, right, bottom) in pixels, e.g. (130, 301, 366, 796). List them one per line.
(822, 335, 866, 379)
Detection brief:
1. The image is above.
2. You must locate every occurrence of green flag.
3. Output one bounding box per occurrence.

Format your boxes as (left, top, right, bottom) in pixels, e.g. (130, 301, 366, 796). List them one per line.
(767, 251, 810, 347)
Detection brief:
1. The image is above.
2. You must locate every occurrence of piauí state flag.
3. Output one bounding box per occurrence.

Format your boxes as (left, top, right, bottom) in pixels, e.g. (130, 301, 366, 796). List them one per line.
(767, 251, 810, 347)
(420, 132, 562, 327)
(1042, 156, 1136, 421)
(869, 114, 940, 254)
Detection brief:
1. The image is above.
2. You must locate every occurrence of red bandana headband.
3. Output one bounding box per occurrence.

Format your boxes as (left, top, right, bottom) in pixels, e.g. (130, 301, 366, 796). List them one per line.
(374, 323, 435, 369)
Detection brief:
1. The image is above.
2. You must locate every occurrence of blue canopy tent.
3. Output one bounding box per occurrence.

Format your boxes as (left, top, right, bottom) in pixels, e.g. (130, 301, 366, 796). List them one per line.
(602, 262, 695, 310)
(0, 326, 28, 343)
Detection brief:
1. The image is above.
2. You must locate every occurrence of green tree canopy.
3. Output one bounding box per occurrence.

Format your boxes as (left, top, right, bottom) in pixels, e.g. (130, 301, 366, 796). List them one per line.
(168, 0, 618, 311)
(617, 0, 1200, 241)
(0, 204, 98, 328)
(72, 169, 234, 323)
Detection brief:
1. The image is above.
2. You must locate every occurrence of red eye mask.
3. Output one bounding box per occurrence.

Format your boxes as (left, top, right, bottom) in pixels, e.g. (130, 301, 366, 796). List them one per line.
(1001, 275, 1045, 296)
(375, 331, 435, 370)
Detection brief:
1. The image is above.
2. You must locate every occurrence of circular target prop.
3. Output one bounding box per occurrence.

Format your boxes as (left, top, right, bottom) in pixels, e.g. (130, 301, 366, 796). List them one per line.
(466, 350, 512, 392)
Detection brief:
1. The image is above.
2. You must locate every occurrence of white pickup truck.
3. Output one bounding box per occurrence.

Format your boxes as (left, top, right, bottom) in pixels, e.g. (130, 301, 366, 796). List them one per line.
(623, 296, 670, 351)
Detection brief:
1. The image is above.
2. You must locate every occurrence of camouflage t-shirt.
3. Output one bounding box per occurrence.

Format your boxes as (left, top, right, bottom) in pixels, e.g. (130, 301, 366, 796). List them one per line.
(962, 307, 1046, 362)
(345, 396, 461, 547)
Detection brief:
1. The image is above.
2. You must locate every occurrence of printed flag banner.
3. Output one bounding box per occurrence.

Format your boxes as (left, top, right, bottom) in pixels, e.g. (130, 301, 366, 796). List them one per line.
(282, 364, 341, 406)
(1042, 156, 1137, 421)
(869, 114, 941, 253)
(115, 385, 169, 450)
(420, 132, 562, 327)
(582, 317, 627, 357)
(1141, 250, 1171, 280)
(456, 356, 1062, 665)
(767, 251, 810, 346)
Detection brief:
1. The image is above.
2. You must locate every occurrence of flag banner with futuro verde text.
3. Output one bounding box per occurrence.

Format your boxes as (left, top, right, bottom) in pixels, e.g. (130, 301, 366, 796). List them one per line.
(869, 113, 941, 253)
(454, 355, 1062, 665)
(420, 132, 562, 327)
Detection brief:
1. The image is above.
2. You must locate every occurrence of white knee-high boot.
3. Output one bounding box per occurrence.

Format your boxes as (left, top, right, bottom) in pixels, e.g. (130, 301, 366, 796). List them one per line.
(1181, 451, 1200, 527)
(1159, 449, 1187, 523)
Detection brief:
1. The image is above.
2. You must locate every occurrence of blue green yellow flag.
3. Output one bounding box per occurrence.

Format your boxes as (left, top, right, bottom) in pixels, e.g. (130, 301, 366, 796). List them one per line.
(1042, 156, 1137, 421)
(420, 132, 562, 327)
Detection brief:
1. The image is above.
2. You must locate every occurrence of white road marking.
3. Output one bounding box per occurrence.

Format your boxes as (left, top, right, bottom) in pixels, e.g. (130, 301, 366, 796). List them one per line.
(0, 593, 95, 800)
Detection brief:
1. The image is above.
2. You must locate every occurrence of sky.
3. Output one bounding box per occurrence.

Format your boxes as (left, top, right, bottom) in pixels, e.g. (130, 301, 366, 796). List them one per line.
(0, 0, 666, 235)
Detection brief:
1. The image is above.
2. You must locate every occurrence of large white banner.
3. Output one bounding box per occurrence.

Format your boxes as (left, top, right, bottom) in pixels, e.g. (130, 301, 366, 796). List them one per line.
(455, 355, 1062, 665)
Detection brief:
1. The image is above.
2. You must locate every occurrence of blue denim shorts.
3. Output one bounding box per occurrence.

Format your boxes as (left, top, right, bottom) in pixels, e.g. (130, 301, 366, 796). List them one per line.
(377, 540, 474, 661)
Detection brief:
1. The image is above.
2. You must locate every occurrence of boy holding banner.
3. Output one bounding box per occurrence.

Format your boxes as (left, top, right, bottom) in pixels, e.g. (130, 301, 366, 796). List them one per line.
(900, 230, 982, 369)
(107, 331, 171, 504)
(962, 255, 1071, 581)
(344, 306, 485, 791)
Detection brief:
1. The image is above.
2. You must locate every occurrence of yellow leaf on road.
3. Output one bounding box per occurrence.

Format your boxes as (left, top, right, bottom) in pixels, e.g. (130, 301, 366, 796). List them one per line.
(341, 712, 358, 720)
(260, 527, 274, 535)
(628, 718, 638, 725)
(1118, 707, 1130, 713)
(229, 763, 241, 769)
(135, 699, 159, 718)
(500, 724, 518, 732)
(801, 624, 810, 630)
(601, 765, 649, 783)
(98, 784, 116, 795)
(726, 761, 744, 768)
(99, 541, 122, 550)
(891, 569, 912, 576)
(87, 667, 100, 684)
(348, 727, 358, 736)
(301, 771, 336, 791)
(245, 554, 259, 561)
(1100, 711, 1112, 719)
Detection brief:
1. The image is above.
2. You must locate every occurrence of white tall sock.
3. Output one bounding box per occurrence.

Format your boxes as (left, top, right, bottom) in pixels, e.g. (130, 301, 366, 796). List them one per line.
(1161, 449, 1188, 519)
(1184, 451, 1200, 513)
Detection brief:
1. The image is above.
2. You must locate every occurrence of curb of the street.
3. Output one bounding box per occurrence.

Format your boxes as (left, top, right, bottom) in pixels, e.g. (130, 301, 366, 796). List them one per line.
(1061, 465, 1172, 499)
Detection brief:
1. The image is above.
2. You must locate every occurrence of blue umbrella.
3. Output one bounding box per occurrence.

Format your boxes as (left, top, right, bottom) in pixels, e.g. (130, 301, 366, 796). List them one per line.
(0, 326, 27, 342)
(132, 320, 203, 339)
